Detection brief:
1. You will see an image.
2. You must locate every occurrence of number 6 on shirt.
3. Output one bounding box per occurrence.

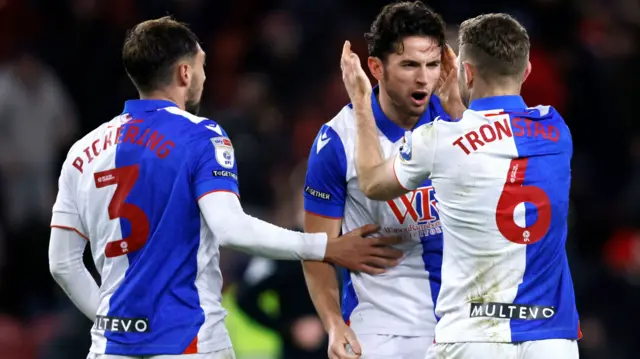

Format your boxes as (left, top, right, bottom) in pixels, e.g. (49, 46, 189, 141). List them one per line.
(94, 164, 150, 257)
(495, 158, 551, 245)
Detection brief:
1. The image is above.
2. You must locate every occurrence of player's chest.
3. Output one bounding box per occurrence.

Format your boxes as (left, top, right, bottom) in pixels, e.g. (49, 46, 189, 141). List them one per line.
(347, 178, 440, 224)
(346, 140, 442, 239)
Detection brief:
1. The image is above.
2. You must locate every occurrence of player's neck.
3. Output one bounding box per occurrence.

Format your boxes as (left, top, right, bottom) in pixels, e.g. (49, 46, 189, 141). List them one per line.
(470, 82, 521, 102)
(139, 91, 186, 111)
(377, 91, 420, 130)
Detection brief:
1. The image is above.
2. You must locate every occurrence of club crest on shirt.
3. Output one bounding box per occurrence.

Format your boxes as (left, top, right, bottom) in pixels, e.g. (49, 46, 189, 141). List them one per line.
(399, 131, 412, 162)
(211, 137, 234, 169)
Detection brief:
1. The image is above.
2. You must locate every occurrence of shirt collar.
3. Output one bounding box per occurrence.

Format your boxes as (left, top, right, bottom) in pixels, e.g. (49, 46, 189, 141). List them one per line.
(122, 99, 178, 114)
(371, 86, 436, 142)
(468, 95, 527, 111)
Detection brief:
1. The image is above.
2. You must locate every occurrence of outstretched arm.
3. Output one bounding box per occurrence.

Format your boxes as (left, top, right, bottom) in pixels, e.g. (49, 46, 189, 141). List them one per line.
(351, 96, 408, 201)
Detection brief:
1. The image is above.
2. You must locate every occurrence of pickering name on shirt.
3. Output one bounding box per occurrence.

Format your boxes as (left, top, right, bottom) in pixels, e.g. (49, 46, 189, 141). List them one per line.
(72, 120, 175, 174)
(94, 315, 150, 333)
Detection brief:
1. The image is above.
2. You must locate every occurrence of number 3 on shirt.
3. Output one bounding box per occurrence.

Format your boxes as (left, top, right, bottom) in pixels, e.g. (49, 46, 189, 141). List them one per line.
(94, 165, 150, 257)
(496, 158, 551, 245)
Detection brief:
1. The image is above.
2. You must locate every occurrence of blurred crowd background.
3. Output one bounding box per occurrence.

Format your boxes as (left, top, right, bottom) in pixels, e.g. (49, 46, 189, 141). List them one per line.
(0, 0, 638, 358)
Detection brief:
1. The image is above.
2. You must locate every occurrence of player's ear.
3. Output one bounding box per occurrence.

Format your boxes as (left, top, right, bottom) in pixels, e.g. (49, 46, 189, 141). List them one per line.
(177, 62, 190, 87)
(368, 56, 383, 82)
(522, 61, 532, 83)
(462, 61, 474, 89)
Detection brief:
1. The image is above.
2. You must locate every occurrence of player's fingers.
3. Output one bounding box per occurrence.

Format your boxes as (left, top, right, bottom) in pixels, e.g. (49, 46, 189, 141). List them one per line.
(371, 235, 402, 246)
(364, 256, 398, 269)
(447, 45, 458, 73)
(345, 333, 363, 356)
(330, 343, 358, 359)
(369, 245, 403, 260)
(341, 41, 353, 71)
(444, 69, 457, 88)
(349, 223, 380, 237)
(358, 264, 386, 275)
(343, 44, 354, 69)
(349, 52, 360, 65)
(342, 40, 351, 60)
(445, 44, 456, 61)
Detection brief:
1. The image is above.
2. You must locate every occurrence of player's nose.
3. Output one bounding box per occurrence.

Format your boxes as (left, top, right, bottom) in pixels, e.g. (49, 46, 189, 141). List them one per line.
(415, 67, 429, 85)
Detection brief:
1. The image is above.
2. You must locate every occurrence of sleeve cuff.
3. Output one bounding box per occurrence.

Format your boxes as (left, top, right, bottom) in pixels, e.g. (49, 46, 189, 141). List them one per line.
(303, 196, 344, 218)
(51, 212, 89, 239)
(393, 156, 419, 191)
(303, 232, 329, 260)
(195, 179, 240, 200)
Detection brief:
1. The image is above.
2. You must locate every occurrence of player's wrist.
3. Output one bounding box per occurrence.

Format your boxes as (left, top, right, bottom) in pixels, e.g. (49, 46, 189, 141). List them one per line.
(323, 314, 347, 333)
(448, 102, 466, 120)
(323, 236, 340, 264)
(352, 97, 372, 113)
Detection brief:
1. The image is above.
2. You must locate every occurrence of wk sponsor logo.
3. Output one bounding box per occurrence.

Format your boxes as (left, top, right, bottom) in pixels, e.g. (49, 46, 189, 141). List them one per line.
(386, 186, 438, 225)
(94, 315, 150, 333)
(384, 185, 442, 239)
(470, 302, 556, 320)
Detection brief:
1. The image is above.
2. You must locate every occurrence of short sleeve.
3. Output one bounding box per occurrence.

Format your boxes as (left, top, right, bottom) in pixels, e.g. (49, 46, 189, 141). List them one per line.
(303, 125, 347, 219)
(393, 122, 438, 190)
(51, 150, 87, 236)
(191, 122, 240, 200)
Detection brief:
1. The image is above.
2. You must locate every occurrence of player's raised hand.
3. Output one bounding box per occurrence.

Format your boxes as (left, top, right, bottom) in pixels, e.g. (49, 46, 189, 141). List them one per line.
(328, 322, 362, 359)
(435, 44, 466, 119)
(341, 41, 372, 103)
(325, 224, 403, 275)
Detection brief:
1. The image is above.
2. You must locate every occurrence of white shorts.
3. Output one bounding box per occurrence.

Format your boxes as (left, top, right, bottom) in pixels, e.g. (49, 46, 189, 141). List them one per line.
(358, 334, 434, 359)
(427, 339, 578, 359)
(87, 348, 235, 359)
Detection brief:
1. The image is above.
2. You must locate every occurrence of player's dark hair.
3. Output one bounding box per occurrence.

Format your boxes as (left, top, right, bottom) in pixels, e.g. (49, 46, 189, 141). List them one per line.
(458, 13, 530, 80)
(122, 16, 200, 93)
(365, 1, 446, 60)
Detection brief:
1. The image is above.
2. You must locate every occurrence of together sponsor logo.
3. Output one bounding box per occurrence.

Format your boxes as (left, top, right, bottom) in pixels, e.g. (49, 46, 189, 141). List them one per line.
(212, 170, 238, 181)
(305, 185, 331, 200)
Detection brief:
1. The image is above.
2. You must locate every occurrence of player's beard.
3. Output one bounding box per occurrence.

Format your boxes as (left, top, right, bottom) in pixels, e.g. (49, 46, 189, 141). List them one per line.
(384, 71, 429, 118)
(185, 83, 201, 115)
(388, 86, 427, 118)
(185, 99, 200, 116)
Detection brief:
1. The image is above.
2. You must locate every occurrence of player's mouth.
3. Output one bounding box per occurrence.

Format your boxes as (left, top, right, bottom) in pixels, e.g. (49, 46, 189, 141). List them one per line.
(410, 91, 429, 106)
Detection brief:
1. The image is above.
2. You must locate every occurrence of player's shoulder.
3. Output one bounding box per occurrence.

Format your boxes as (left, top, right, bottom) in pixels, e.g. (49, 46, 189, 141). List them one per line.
(311, 104, 354, 154)
(523, 104, 570, 134)
(322, 104, 354, 139)
(525, 104, 565, 122)
(65, 118, 117, 159)
(158, 106, 229, 139)
(307, 105, 354, 174)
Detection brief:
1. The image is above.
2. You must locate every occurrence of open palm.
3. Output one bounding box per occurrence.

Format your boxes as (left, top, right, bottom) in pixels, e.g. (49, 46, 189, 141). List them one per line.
(340, 41, 372, 102)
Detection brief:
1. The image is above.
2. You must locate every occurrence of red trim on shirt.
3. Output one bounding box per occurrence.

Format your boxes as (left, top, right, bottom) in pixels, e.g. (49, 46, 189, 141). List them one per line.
(197, 189, 240, 201)
(50, 225, 89, 241)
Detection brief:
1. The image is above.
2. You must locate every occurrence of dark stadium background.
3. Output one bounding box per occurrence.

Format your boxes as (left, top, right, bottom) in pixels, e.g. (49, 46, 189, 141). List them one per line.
(0, 0, 638, 358)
